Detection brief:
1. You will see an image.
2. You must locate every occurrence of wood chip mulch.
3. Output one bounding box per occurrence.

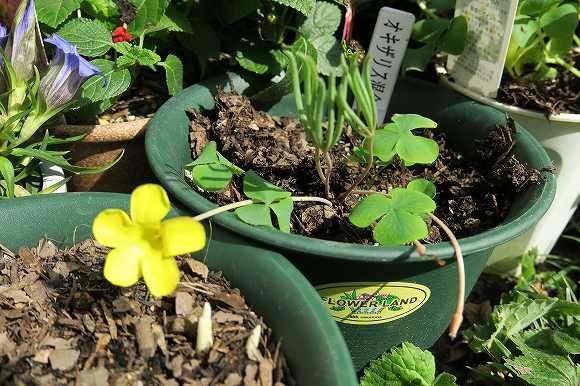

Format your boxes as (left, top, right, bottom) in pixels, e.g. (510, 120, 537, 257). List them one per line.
(0, 239, 292, 386)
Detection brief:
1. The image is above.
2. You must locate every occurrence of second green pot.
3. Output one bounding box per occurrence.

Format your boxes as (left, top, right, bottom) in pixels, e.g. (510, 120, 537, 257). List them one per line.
(145, 74, 556, 370)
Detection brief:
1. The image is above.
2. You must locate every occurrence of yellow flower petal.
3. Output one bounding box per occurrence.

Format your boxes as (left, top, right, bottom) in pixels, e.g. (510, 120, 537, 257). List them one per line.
(160, 217, 206, 257)
(130, 184, 170, 225)
(103, 246, 144, 287)
(142, 256, 180, 297)
(92, 209, 142, 248)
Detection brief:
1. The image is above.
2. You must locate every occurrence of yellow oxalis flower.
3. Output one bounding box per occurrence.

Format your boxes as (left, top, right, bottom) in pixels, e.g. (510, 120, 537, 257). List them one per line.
(92, 184, 206, 297)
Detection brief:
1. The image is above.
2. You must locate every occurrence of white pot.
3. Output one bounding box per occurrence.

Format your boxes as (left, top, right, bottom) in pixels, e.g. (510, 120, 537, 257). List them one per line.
(40, 162, 67, 193)
(441, 77, 579, 273)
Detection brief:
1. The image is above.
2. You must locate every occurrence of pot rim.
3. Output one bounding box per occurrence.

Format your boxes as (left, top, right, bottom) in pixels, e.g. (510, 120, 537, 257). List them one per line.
(436, 66, 580, 123)
(146, 76, 557, 264)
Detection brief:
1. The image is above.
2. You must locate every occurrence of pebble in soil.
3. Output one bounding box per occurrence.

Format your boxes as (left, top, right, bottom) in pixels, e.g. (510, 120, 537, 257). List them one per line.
(0, 239, 292, 386)
(187, 91, 545, 244)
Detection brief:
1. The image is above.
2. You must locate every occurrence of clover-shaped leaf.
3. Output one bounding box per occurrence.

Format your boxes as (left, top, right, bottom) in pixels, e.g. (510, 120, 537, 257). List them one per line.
(185, 141, 244, 192)
(234, 171, 294, 233)
(407, 178, 437, 199)
(372, 114, 439, 165)
(349, 187, 436, 246)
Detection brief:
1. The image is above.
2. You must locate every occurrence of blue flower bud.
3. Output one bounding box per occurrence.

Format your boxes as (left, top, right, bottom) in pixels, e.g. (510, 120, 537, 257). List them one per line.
(6, 0, 38, 82)
(39, 34, 101, 109)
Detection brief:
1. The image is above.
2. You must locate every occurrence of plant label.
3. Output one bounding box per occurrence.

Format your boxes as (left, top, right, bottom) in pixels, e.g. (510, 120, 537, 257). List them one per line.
(366, 7, 415, 125)
(447, 0, 518, 98)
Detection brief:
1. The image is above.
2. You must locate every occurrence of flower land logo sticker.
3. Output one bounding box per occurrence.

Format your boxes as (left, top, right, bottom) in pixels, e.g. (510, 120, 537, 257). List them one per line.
(316, 282, 431, 325)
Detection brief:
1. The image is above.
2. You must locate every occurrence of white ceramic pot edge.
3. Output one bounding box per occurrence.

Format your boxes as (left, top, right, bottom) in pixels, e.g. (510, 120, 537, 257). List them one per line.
(438, 74, 580, 274)
(40, 162, 67, 193)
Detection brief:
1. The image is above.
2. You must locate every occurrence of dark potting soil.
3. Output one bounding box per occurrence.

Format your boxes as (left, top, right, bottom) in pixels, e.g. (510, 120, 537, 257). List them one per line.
(496, 52, 580, 115)
(187, 91, 544, 244)
(0, 239, 292, 386)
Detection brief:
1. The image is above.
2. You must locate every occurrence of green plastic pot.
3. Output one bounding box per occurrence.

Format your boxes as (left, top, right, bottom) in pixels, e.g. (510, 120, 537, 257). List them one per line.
(145, 73, 556, 370)
(0, 193, 358, 386)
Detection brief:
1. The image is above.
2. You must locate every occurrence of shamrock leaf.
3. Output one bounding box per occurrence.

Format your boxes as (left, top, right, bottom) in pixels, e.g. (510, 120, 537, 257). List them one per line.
(408, 179, 437, 199)
(349, 187, 435, 246)
(234, 171, 294, 233)
(185, 141, 243, 192)
(372, 114, 439, 165)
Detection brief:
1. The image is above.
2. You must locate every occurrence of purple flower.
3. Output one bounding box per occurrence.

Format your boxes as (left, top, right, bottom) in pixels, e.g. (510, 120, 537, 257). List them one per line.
(6, 0, 38, 82)
(0, 24, 8, 47)
(39, 34, 101, 109)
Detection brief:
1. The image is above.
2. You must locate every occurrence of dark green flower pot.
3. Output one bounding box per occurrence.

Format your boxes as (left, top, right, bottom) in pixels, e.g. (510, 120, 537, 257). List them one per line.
(0, 193, 358, 386)
(145, 74, 556, 370)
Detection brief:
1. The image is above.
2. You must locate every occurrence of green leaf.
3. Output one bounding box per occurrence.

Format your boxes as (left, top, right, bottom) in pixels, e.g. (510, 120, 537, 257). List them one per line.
(392, 114, 438, 132)
(360, 342, 457, 386)
(113, 42, 161, 66)
(186, 141, 219, 167)
(36, 0, 81, 28)
(511, 16, 541, 48)
(191, 164, 233, 192)
(412, 19, 450, 44)
(506, 349, 578, 386)
(374, 209, 429, 245)
(220, 0, 260, 24)
(553, 325, 580, 354)
(272, 0, 315, 15)
(10, 148, 121, 174)
(128, 0, 170, 36)
(81, 59, 131, 102)
(235, 43, 284, 75)
(310, 35, 343, 75)
(349, 194, 391, 228)
(162, 5, 193, 33)
(407, 179, 436, 199)
(401, 44, 436, 73)
(0, 156, 15, 198)
(160, 54, 183, 96)
(57, 18, 112, 57)
(235, 204, 273, 227)
(299, 1, 341, 38)
(396, 135, 440, 165)
(270, 197, 294, 233)
(520, 0, 557, 16)
(243, 171, 291, 205)
(439, 16, 467, 55)
(540, 3, 578, 40)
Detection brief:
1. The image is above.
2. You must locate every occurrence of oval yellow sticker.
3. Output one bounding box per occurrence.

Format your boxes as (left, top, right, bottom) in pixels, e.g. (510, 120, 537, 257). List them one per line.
(316, 282, 431, 325)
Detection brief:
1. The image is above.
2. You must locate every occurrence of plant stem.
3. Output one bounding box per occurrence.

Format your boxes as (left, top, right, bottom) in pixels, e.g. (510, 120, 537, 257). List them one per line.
(340, 136, 374, 201)
(416, 0, 439, 20)
(428, 213, 465, 340)
(314, 148, 327, 188)
(413, 240, 445, 267)
(192, 197, 333, 222)
(553, 56, 580, 78)
(323, 151, 333, 199)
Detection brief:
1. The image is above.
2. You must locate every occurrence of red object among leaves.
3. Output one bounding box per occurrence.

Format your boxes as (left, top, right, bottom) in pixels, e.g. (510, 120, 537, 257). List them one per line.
(112, 26, 132, 43)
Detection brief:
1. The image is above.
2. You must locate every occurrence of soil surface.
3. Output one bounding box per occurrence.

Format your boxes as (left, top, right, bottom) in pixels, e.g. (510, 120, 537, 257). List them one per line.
(0, 239, 292, 386)
(497, 54, 580, 115)
(187, 92, 544, 244)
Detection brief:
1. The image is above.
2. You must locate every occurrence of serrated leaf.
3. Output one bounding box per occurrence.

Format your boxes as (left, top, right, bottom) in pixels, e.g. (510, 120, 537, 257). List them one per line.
(310, 35, 343, 75)
(299, 1, 341, 38)
(113, 42, 161, 66)
(81, 59, 131, 102)
(269, 197, 294, 233)
(235, 204, 273, 227)
(407, 179, 436, 199)
(272, 0, 315, 15)
(128, 0, 170, 36)
(191, 164, 232, 192)
(553, 325, 580, 354)
(506, 350, 578, 386)
(36, 0, 81, 28)
(161, 54, 183, 95)
(433, 373, 458, 386)
(243, 171, 290, 204)
(57, 18, 112, 57)
(235, 43, 284, 75)
(0, 155, 15, 198)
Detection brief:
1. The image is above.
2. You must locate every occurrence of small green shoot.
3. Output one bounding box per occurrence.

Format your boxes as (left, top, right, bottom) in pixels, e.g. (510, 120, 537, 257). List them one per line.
(185, 141, 244, 192)
(349, 187, 436, 246)
(360, 342, 458, 386)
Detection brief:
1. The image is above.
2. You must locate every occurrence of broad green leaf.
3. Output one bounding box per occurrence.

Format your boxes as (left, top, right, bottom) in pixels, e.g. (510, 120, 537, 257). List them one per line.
(186, 141, 220, 167)
(128, 0, 170, 36)
(36, 0, 81, 28)
(235, 43, 284, 75)
(540, 4, 578, 40)
(396, 135, 439, 165)
(299, 1, 341, 38)
(374, 210, 429, 246)
(0, 155, 15, 198)
(505, 344, 578, 386)
(389, 188, 436, 214)
(243, 171, 291, 204)
(392, 114, 437, 132)
(553, 325, 580, 354)
(81, 59, 131, 102)
(310, 35, 343, 76)
(81, 0, 118, 20)
(216, 153, 244, 176)
(412, 18, 450, 44)
(191, 164, 232, 192)
(235, 204, 273, 227)
(113, 42, 161, 66)
(220, 0, 260, 24)
(520, 0, 557, 16)
(511, 16, 540, 48)
(272, 0, 315, 15)
(360, 342, 458, 386)
(402, 44, 436, 73)
(57, 18, 112, 57)
(160, 54, 183, 96)
(407, 179, 436, 199)
(269, 197, 294, 233)
(439, 16, 467, 55)
(349, 194, 391, 228)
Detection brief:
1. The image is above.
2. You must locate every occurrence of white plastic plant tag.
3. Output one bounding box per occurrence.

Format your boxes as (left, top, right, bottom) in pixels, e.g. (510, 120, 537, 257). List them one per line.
(366, 7, 415, 125)
(446, 0, 518, 98)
